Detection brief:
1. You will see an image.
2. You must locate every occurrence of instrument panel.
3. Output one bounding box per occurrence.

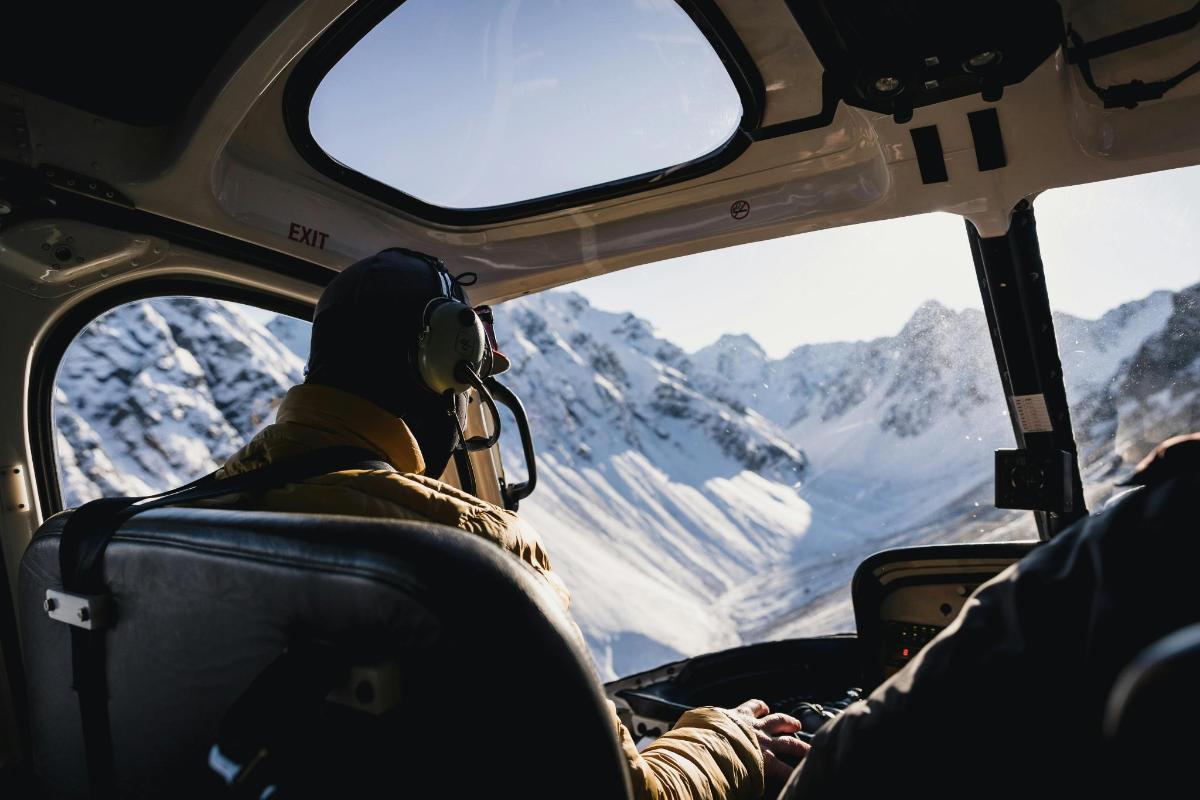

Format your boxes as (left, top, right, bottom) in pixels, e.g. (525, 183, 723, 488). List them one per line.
(605, 542, 1040, 747)
(853, 542, 1038, 683)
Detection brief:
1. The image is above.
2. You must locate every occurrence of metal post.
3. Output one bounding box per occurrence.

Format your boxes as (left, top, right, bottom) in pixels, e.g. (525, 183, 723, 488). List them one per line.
(967, 201, 1087, 538)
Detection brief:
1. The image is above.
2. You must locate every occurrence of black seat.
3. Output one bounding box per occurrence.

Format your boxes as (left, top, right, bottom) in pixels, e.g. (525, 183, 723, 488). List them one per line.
(18, 507, 631, 799)
(1104, 622, 1200, 788)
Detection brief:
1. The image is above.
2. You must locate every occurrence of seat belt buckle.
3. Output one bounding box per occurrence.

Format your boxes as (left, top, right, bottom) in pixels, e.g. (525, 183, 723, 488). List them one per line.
(209, 744, 276, 798)
(44, 589, 114, 630)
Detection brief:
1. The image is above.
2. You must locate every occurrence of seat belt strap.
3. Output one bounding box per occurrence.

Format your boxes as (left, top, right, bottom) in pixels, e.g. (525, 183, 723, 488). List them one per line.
(53, 446, 395, 798)
(208, 641, 347, 798)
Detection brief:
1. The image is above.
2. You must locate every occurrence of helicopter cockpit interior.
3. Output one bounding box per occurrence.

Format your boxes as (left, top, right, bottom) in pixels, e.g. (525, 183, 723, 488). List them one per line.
(0, 0, 1198, 797)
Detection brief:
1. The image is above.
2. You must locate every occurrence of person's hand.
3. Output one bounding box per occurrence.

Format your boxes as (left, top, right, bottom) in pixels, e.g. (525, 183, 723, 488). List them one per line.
(728, 699, 810, 786)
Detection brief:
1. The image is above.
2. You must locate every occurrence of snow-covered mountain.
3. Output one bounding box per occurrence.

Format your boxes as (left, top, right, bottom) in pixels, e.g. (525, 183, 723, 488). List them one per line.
(54, 282, 1198, 678)
(494, 294, 813, 675)
(1069, 285, 1199, 475)
(55, 297, 304, 504)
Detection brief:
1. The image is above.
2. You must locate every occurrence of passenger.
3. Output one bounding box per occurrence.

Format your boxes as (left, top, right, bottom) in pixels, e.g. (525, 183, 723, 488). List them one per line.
(212, 249, 808, 800)
(780, 432, 1200, 797)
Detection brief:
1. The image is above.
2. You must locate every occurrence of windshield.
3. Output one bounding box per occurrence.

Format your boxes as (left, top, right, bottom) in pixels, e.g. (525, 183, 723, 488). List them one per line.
(493, 212, 1042, 679)
(497, 179, 1198, 680)
(1038, 165, 1200, 508)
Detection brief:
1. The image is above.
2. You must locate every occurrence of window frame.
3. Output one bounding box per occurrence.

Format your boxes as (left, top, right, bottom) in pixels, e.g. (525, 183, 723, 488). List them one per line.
(283, 0, 767, 225)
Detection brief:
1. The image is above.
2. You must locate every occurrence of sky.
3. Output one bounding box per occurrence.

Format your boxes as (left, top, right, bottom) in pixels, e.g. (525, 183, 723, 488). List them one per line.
(308, 0, 1200, 359)
(311, 0, 739, 209)
(571, 165, 1200, 357)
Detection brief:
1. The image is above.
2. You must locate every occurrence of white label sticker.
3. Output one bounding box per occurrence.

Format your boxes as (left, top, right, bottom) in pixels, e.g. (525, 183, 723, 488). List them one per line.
(1012, 394, 1054, 433)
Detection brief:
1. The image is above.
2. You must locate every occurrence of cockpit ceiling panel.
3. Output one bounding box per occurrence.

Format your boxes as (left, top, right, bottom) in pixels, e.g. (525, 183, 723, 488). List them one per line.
(1, 0, 1199, 302)
(719, 1, 827, 126)
(1067, 0, 1200, 101)
(787, 0, 1065, 120)
(0, 2, 272, 126)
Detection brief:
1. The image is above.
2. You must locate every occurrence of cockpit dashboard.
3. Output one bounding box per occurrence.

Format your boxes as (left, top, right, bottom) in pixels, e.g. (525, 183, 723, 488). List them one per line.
(606, 542, 1038, 742)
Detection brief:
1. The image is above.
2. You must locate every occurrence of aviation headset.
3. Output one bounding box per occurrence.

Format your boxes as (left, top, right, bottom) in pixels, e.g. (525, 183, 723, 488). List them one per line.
(399, 248, 503, 452)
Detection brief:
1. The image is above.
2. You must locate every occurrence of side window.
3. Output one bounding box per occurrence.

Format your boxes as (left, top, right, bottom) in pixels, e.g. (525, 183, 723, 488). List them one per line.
(53, 296, 311, 508)
(1036, 166, 1200, 505)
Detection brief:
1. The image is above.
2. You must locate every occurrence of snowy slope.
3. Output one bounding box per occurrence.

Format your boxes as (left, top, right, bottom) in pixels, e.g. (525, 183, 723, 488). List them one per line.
(690, 302, 1018, 641)
(1071, 284, 1200, 479)
(54, 283, 1197, 678)
(492, 294, 814, 675)
(55, 297, 304, 503)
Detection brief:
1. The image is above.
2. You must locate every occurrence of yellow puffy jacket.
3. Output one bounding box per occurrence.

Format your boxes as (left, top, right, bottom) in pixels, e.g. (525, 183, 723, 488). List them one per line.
(210, 384, 764, 800)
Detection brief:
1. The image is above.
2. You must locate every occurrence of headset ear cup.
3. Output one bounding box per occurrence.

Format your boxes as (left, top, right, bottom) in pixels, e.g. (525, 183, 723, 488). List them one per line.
(416, 299, 487, 394)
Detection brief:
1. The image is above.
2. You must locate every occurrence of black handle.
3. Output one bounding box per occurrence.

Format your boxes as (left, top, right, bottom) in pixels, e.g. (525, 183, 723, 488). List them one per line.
(484, 377, 537, 511)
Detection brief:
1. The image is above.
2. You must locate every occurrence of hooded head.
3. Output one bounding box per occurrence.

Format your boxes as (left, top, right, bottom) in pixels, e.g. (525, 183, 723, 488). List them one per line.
(304, 248, 466, 477)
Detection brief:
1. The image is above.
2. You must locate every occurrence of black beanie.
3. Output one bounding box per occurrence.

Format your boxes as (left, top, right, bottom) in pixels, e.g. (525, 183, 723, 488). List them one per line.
(304, 248, 464, 477)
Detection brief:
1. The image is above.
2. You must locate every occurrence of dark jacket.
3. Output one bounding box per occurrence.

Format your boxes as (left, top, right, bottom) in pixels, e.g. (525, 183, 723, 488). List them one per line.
(783, 433, 1200, 797)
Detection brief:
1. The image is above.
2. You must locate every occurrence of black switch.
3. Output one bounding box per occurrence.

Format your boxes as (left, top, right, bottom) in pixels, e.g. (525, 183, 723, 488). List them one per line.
(968, 108, 1007, 171)
(910, 125, 949, 184)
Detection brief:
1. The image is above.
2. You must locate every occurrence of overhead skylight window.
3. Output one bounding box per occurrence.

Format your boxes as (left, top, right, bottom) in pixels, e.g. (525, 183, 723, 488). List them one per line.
(307, 0, 744, 211)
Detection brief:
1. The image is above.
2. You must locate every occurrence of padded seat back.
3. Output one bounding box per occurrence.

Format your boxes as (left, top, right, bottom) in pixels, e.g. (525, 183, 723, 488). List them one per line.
(19, 508, 631, 799)
(1104, 622, 1200, 788)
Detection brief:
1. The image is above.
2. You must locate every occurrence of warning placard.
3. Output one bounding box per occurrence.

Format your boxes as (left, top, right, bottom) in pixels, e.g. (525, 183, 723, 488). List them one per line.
(1012, 393, 1054, 434)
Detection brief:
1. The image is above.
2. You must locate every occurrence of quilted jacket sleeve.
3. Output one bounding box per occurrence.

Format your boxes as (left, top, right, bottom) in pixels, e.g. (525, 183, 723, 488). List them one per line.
(507, 517, 765, 799)
(617, 703, 764, 800)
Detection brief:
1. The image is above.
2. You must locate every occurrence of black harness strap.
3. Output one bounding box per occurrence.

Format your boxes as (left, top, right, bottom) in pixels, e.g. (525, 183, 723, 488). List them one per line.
(54, 447, 395, 798)
(207, 642, 348, 798)
(59, 496, 143, 798)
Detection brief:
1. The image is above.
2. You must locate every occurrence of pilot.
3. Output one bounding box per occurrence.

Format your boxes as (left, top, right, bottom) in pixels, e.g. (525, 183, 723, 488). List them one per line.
(213, 248, 808, 800)
(779, 432, 1200, 797)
